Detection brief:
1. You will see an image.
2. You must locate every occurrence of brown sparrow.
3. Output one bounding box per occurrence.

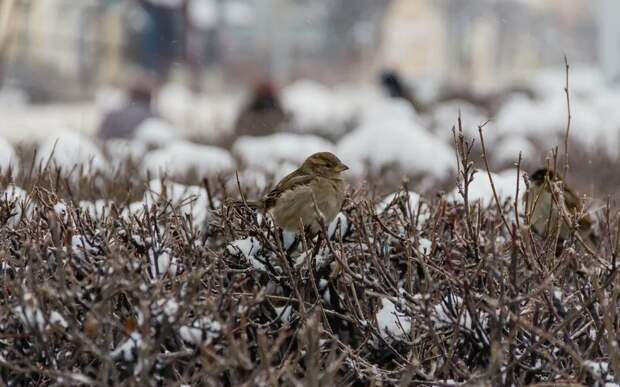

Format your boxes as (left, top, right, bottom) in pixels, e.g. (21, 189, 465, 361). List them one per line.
(240, 152, 348, 233)
(526, 168, 593, 241)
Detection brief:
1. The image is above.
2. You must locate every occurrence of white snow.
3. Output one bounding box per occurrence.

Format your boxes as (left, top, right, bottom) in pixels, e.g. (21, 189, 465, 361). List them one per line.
(134, 118, 180, 149)
(377, 191, 423, 215)
(79, 200, 112, 219)
(338, 100, 455, 178)
(49, 311, 69, 328)
(233, 133, 335, 173)
(432, 294, 473, 330)
(143, 179, 213, 230)
(1, 185, 28, 226)
(122, 201, 148, 220)
(35, 131, 106, 176)
(148, 249, 178, 280)
(0, 103, 99, 143)
(493, 135, 537, 165)
(273, 305, 294, 322)
(417, 238, 432, 255)
(14, 292, 46, 331)
(142, 141, 235, 177)
(327, 212, 348, 240)
(0, 137, 19, 175)
(103, 138, 148, 168)
(54, 201, 69, 222)
(153, 298, 179, 323)
(70, 234, 100, 259)
(376, 298, 411, 341)
(226, 237, 267, 271)
(179, 317, 221, 345)
(583, 360, 611, 379)
(282, 79, 354, 137)
(377, 191, 431, 229)
(448, 168, 526, 206)
(156, 83, 239, 140)
(111, 332, 143, 362)
(431, 99, 491, 143)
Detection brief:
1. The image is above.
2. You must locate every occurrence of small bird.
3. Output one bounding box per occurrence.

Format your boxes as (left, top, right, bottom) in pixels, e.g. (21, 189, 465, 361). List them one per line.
(234, 81, 290, 137)
(238, 152, 348, 233)
(526, 168, 593, 242)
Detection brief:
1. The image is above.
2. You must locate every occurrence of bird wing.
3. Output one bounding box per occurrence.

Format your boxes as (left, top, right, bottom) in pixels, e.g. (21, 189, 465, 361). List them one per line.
(264, 170, 314, 210)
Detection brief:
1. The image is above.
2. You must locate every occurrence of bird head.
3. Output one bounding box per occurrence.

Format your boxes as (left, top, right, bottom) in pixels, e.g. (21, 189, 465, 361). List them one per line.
(531, 168, 557, 186)
(301, 152, 349, 178)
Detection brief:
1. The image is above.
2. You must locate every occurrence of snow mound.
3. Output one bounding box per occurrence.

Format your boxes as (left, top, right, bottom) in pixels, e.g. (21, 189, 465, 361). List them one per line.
(0, 137, 19, 175)
(156, 83, 240, 140)
(361, 98, 418, 126)
(493, 135, 537, 165)
(282, 79, 354, 137)
(232, 133, 335, 173)
(448, 169, 526, 206)
(135, 118, 180, 148)
(495, 94, 612, 156)
(432, 99, 492, 143)
(35, 131, 106, 175)
(337, 111, 454, 178)
(104, 138, 148, 166)
(376, 298, 411, 341)
(143, 141, 235, 177)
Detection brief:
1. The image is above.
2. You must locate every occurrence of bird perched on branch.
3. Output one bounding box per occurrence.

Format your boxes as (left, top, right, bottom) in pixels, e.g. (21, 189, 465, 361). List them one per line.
(526, 168, 593, 242)
(234, 152, 348, 233)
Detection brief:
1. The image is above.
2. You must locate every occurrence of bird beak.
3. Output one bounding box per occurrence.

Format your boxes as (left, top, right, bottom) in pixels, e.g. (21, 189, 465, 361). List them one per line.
(335, 164, 349, 172)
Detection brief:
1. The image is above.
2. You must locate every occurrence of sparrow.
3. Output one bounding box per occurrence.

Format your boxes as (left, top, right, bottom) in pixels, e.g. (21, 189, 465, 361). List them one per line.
(238, 152, 348, 233)
(526, 168, 593, 242)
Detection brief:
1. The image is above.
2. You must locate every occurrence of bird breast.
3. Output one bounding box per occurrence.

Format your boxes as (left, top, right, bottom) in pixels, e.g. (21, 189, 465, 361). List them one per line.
(269, 177, 344, 232)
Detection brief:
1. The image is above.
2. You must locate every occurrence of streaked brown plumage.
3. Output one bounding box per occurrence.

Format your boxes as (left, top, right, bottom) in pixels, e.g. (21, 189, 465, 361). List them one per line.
(526, 168, 592, 241)
(242, 152, 348, 233)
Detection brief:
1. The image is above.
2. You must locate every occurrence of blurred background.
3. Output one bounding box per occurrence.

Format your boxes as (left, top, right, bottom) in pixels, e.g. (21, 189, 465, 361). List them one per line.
(0, 0, 619, 197)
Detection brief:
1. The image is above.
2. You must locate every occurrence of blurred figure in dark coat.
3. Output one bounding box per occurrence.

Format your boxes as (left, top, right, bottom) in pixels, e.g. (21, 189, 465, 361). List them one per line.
(234, 82, 289, 137)
(97, 73, 159, 140)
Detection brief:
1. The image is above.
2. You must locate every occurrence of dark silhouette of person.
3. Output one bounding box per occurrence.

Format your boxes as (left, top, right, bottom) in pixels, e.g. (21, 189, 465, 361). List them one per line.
(234, 82, 289, 137)
(97, 73, 159, 140)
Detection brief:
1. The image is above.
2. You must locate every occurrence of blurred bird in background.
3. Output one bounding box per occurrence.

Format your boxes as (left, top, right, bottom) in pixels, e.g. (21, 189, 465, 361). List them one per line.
(234, 81, 290, 138)
(526, 168, 594, 244)
(97, 72, 159, 140)
(235, 152, 348, 234)
(379, 69, 426, 113)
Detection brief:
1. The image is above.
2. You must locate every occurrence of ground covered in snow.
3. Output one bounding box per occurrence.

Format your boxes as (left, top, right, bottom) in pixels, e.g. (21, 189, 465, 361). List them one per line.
(0, 140, 619, 385)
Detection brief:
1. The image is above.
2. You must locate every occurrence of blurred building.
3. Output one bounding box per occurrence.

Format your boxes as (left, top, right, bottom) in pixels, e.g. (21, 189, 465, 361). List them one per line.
(380, 0, 598, 89)
(0, 0, 605, 102)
